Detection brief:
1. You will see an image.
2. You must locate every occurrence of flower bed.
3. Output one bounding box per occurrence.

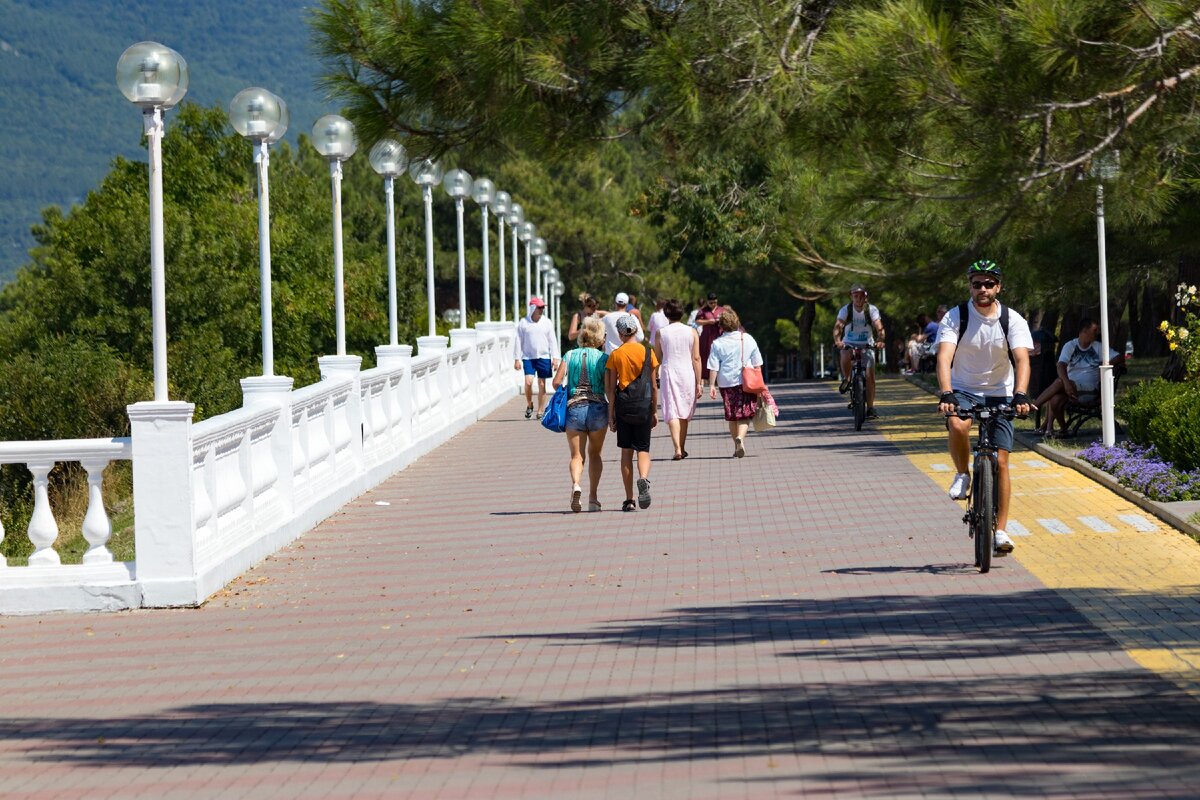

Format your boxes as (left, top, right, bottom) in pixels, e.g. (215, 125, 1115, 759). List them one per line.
(1077, 441, 1200, 502)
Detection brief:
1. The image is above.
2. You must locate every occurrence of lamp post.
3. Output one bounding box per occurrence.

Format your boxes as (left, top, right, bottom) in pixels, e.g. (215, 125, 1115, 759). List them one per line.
(507, 203, 525, 314)
(310, 114, 357, 359)
(410, 158, 445, 345)
(116, 41, 188, 402)
(544, 265, 560, 329)
(537, 253, 554, 301)
(553, 279, 566, 350)
(1091, 150, 1120, 447)
(492, 191, 511, 321)
(442, 169, 473, 335)
(519, 221, 537, 307)
(368, 139, 408, 348)
(230, 88, 288, 382)
(471, 178, 496, 323)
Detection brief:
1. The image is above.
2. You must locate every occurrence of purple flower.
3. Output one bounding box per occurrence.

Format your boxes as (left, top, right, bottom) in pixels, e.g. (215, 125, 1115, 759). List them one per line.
(1077, 441, 1200, 502)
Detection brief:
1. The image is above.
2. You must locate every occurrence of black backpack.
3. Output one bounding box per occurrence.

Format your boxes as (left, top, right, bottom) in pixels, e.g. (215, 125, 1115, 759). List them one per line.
(953, 301, 1014, 366)
(616, 343, 654, 424)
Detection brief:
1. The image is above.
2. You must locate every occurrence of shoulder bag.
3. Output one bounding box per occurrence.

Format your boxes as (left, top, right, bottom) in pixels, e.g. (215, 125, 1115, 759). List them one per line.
(740, 334, 765, 395)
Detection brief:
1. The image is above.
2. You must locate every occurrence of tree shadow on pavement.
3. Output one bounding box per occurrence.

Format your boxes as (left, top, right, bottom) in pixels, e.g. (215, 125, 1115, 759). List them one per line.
(2, 673, 1198, 798)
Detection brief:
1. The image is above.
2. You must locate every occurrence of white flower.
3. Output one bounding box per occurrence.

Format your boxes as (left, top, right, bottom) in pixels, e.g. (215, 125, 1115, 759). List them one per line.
(1180, 328, 1190, 340)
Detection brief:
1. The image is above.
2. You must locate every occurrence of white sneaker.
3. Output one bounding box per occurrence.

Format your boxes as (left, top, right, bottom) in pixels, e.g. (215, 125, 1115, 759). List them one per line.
(993, 530, 1015, 556)
(948, 472, 969, 500)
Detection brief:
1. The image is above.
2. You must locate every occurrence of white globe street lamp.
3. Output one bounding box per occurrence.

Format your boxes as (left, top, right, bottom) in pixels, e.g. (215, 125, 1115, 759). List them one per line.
(410, 158, 444, 337)
(116, 41, 188, 402)
(507, 203, 525, 314)
(369, 139, 408, 348)
(471, 178, 496, 323)
(1091, 150, 1120, 447)
(552, 279, 566, 349)
(230, 88, 288, 378)
(492, 191, 511, 321)
(442, 169, 473, 332)
(311, 114, 357, 356)
(519, 221, 537, 309)
(530, 236, 548, 299)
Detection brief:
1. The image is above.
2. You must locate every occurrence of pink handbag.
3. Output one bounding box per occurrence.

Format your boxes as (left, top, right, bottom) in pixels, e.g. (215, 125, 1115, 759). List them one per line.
(741, 334, 765, 394)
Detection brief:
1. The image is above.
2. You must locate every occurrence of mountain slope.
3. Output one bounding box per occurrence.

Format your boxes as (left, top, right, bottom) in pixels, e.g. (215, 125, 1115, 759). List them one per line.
(0, 0, 328, 281)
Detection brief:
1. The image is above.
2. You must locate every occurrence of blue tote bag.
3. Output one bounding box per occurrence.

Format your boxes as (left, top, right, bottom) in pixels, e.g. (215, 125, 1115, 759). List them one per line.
(541, 385, 569, 432)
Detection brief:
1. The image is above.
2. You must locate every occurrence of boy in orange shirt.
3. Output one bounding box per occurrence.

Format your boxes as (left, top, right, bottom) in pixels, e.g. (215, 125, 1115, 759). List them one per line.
(605, 315, 660, 511)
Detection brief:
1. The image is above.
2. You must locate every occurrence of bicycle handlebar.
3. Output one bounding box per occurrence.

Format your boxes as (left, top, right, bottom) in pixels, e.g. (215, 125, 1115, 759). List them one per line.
(944, 406, 1028, 421)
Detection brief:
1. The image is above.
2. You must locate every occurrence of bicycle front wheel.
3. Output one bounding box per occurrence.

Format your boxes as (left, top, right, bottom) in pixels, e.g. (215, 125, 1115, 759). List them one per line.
(974, 458, 995, 573)
(852, 372, 866, 431)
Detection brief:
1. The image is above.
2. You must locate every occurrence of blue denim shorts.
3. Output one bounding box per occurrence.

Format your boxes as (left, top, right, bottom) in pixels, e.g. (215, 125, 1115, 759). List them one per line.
(522, 358, 553, 378)
(952, 391, 1014, 452)
(565, 401, 609, 432)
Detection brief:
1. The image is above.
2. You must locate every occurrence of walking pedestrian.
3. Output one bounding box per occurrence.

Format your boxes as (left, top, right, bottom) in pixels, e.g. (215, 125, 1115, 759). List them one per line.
(602, 292, 644, 353)
(605, 315, 659, 511)
(566, 292, 606, 343)
(552, 317, 610, 512)
(707, 308, 776, 458)
(647, 298, 669, 346)
(513, 297, 560, 419)
(695, 292, 724, 392)
(652, 299, 701, 460)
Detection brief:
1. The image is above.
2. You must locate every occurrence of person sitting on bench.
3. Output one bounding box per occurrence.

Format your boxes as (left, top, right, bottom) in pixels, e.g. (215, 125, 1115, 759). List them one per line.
(1033, 318, 1125, 437)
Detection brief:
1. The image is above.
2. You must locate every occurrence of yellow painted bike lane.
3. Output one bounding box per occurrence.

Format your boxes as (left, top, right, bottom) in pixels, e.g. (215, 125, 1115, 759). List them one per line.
(872, 377, 1200, 694)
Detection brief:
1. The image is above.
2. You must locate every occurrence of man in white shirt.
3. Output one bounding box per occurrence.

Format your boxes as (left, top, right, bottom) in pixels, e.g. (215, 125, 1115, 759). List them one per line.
(935, 260, 1033, 557)
(832, 283, 885, 419)
(602, 292, 644, 353)
(647, 299, 669, 346)
(1032, 318, 1125, 436)
(513, 297, 561, 419)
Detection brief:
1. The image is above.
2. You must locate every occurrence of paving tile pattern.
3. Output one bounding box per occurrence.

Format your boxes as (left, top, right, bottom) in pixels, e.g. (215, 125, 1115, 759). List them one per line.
(2, 382, 1200, 798)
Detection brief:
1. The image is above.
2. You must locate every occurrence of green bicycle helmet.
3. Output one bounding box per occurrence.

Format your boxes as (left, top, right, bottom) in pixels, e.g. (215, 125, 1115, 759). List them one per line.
(967, 259, 1002, 279)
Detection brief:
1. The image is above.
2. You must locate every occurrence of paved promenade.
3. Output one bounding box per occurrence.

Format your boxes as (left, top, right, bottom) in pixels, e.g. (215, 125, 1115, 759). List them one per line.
(3, 378, 1200, 799)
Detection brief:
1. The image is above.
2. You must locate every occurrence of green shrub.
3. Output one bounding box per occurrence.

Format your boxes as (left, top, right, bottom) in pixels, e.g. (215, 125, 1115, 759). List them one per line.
(1117, 378, 1200, 472)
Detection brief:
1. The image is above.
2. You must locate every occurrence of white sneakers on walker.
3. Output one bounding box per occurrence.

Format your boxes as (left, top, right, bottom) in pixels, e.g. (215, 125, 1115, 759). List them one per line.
(993, 530, 1015, 556)
(948, 472, 969, 500)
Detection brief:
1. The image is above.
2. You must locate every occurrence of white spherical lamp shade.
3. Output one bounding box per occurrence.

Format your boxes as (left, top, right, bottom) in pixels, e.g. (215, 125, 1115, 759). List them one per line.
(229, 88, 288, 142)
(369, 139, 408, 177)
(492, 190, 511, 216)
(507, 203, 524, 226)
(554, 280, 565, 295)
(530, 237, 548, 257)
(545, 268, 560, 284)
(409, 157, 444, 187)
(443, 168, 473, 198)
(519, 221, 536, 242)
(471, 177, 496, 207)
(311, 114, 357, 160)
(117, 41, 189, 108)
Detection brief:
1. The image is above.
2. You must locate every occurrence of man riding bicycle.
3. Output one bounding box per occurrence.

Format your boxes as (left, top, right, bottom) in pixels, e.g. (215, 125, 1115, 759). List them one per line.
(935, 260, 1033, 557)
(833, 283, 886, 419)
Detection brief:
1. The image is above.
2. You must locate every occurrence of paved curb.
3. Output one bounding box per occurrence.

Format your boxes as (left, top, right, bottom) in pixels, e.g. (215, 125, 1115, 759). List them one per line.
(901, 375, 1200, 543)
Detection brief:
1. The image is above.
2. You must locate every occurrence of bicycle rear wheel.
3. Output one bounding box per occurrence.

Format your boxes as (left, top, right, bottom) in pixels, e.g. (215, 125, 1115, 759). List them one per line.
(852, 372, 866, 431)
(974, 458, 995, 573)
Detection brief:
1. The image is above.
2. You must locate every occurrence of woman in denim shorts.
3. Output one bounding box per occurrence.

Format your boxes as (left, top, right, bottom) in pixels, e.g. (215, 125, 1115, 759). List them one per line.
(551, 317, 610, 512)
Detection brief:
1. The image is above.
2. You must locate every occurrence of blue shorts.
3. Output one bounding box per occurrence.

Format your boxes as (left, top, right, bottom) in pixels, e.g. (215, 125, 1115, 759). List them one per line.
(565, 401, 609, 433)
(522, 358, 552, 379)
(952, 391, 1014, 452)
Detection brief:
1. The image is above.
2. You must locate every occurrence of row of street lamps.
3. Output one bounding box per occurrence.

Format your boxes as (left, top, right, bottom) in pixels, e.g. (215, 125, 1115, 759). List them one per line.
(117, 41, 565, 402)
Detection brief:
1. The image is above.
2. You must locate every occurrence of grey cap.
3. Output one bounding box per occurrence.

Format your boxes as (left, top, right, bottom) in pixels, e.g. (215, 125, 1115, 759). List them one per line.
(849, 283, 867, 294)
(615, 314, 639, 336)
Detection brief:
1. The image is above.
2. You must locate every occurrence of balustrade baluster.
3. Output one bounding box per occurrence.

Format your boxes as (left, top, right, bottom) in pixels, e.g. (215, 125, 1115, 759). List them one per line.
(26, 461, 60, 566)
(80, 458, 114, 564)
(0, 510, 7, 569)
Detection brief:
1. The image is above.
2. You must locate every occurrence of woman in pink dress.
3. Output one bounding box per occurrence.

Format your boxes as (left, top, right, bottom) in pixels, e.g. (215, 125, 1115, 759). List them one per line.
(653, 299, 702, 460)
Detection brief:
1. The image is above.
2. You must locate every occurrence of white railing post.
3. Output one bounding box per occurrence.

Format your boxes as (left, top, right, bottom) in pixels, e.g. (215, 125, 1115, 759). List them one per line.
(317, 355, 365, 474)
(128, 400, 199, 606)
(240, 375, 296, 521)
(80, 457, 114, 564)
(26, 461, 59, 566)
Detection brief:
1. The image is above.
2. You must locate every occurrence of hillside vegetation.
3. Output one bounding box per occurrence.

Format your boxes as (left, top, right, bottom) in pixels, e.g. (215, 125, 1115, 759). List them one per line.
(0, 0, 327, 281)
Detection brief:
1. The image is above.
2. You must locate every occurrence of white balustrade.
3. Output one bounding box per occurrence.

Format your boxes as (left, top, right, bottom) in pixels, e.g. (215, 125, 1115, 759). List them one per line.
(0, 439, 132, 570)
(1, 324, 517, 614)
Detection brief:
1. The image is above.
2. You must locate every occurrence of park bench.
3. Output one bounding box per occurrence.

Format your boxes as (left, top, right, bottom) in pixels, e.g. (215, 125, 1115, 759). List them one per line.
(1035, 363, 1127, 438)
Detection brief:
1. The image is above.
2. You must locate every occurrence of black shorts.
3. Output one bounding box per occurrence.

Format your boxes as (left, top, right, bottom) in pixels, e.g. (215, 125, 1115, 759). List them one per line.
(616, 418, 653, 452)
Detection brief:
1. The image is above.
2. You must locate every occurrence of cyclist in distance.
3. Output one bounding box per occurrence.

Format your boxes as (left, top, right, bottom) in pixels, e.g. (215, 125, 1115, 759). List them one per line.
(935, 260, 1033, 556)
(833, 283, 886, 419)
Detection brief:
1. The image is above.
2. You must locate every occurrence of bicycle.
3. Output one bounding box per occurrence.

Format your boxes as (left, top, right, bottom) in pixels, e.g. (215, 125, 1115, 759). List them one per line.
(843, 343, 870, 431)
(946, 403, 1020, 573)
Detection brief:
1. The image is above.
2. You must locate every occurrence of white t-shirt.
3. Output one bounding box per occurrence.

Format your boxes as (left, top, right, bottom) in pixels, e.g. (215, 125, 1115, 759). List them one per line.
(838, 303, 881, 346)
(513, 314, 560, 360)
(706, 331, 763, 389)
(935, 302, 1033, 397)
(602, 311, 644, 354)
(1058, 338, 1118, 389)
(647, 310, 670, 346)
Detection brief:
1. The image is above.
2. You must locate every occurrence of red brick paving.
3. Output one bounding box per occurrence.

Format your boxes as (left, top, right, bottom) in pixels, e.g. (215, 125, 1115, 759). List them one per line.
(2, 382, 1200, 798)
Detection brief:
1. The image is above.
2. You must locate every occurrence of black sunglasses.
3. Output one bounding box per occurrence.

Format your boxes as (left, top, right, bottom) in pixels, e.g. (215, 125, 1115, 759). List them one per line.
(971, 279, 998, 289)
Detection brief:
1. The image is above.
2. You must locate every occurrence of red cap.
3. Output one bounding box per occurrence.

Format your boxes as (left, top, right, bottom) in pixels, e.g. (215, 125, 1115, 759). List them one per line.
(529, 297, 546, 307)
